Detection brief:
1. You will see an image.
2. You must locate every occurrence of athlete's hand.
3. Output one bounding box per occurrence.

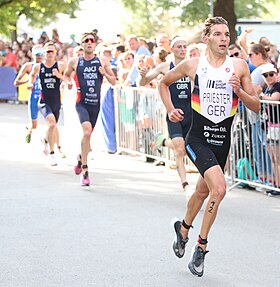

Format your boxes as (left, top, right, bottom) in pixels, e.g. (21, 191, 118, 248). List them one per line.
(168, 108, 184, 122)
(27, 83, 33, 90)
(67, 81, 73, 90)
(98, 66, 106, 76)
(52, 68, 60, 78)
(229, 73, 241, 95)
(139, 66, 150, 78)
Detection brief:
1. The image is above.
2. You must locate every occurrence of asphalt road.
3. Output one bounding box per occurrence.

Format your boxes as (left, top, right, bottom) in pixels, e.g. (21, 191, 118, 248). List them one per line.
(0, 102, 279, 287)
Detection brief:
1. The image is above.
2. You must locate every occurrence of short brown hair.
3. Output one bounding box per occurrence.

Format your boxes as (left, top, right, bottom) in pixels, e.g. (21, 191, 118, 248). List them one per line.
(80, 32, 98, 43)
(43, 41, 55, 49)
(203, 17, 229, 36)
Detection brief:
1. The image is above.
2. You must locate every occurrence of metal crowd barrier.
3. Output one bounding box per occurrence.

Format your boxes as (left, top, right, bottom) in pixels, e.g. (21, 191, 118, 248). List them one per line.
(114, 85, 169, 161)
(114, 86, 280, 192)
(229, 100, 280, 192)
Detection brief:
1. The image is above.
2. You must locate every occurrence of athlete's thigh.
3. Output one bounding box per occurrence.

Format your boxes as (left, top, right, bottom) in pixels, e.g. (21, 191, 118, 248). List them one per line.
(88, 108, 100, 129)
(186, 141, 219, 177)
(167, 120, 183, 139)
(39, 103, 53, 120)
(76, 103, 90, 124)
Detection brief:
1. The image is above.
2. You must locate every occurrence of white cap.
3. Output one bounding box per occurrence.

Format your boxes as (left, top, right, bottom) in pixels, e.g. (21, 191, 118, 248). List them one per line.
(32, 46, 44, 56)
(261, 63, 277, 74)
(170, 36, 186, 48)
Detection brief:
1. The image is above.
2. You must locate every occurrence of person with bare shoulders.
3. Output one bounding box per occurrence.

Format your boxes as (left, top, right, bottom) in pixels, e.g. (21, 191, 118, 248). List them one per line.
(159, 17, 260, 277)
(28, 41, 66, 166)
(64, 32, 116, 186)
(14, 45, 44, 143)
(138, 37, 192, 192)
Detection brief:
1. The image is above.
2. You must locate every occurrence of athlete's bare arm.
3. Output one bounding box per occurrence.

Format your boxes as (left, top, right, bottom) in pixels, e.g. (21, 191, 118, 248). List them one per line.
(14, 62, 32, 86)
(138, 62, 169, 86)
(99, 56, 116, 85)
(27, 63, 40, 90)
(159, 58, 198, 122)
(63, 57, 78, 89)
(231, 58, 260, 113)
(53, 61, 66, 80)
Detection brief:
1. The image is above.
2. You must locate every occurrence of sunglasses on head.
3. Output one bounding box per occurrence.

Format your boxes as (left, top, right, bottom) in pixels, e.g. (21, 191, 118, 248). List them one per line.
(230, 51, 239, 57)
(83, 38, 96, 44)
(263, 72, 275, 78)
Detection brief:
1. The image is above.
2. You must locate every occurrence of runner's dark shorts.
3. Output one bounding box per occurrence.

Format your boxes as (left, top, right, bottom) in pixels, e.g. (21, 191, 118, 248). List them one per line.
(76, 103, 100, 128)
(185, 136, 230, 177)
(39, 103, 60, 123)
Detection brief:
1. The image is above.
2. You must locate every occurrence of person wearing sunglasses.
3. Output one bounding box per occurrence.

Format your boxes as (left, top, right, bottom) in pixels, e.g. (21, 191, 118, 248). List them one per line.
(28, 41, 66, 166)
(64, 32, 116, 186)
(228, 44, 255, 73)
(247, 43, 273, 188)
(14, 45, 44, 144)
(259, 64, 280, 195)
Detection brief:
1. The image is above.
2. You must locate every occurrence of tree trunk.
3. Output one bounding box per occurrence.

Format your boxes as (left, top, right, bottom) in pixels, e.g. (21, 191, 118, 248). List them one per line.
(10, 20, 17, 44)
(214, 0, 237, 44)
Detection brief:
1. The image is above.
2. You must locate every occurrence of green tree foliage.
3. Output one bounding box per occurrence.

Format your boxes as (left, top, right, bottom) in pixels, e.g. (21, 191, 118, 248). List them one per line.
(0, 0, 80, 38)
(119, 0, 279, 42)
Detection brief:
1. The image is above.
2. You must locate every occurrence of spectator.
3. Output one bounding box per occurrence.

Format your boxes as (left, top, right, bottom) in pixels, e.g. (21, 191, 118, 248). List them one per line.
(248, 43, 273, 186)
(260, 63, 280, 195)
(4, 46, 17, 70)
(153, 47, 168, 65)
(125, 35, 151, 86)
(187, 44, 201, 59)
(156, 33, 171, 54)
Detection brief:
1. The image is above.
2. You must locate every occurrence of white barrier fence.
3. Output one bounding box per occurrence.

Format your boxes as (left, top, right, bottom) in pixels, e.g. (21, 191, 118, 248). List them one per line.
(114, 86, 280, 192)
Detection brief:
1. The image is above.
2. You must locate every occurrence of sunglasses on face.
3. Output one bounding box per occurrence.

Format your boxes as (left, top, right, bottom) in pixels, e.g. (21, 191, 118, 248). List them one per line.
(83, 38, 96, 44)
(46, 50, 54, 54)
(230, 51, 239, 57)
(263, 72, 275, 78)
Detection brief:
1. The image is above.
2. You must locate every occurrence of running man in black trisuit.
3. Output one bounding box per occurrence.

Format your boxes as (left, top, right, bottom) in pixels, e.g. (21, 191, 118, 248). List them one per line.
(159, 17, 260, 277)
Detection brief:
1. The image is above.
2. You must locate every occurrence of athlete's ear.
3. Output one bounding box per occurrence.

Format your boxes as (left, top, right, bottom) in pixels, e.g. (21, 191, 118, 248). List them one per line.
(202, 35, 208, 44)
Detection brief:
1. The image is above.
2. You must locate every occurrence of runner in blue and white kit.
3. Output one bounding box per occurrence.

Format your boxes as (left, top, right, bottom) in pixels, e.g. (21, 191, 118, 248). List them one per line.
(64, 32, 116, 186)
(159, 17, 260, 277)
(14, 45, 44, 143)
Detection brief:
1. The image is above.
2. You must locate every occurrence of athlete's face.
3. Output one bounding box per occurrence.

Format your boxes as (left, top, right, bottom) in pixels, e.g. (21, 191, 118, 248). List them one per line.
(172, 40, 187, 60)
(81, 36, 97, 54)
(44, 45, 56, 60)
(205, 24, 230, 55)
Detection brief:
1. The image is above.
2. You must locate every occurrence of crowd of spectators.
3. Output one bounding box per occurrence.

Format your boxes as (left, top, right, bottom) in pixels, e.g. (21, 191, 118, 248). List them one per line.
(0, 25, 279, 193)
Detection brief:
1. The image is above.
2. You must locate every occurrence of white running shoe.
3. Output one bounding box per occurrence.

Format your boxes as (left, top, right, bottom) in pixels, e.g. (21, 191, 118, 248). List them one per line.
(49, 153, 57, 166)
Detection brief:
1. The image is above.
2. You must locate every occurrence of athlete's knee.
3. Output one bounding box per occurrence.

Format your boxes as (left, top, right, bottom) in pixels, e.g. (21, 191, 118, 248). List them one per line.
(174, 146, 186, 158)
(210, 183, 226, 202)
(196, 186, 210, 200)
(48, 121, 57, 130)
(83, 129, 92, 140)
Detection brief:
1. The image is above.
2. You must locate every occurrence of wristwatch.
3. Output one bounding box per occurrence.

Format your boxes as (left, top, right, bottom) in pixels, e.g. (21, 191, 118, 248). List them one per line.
(259, 93, 263, 100)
